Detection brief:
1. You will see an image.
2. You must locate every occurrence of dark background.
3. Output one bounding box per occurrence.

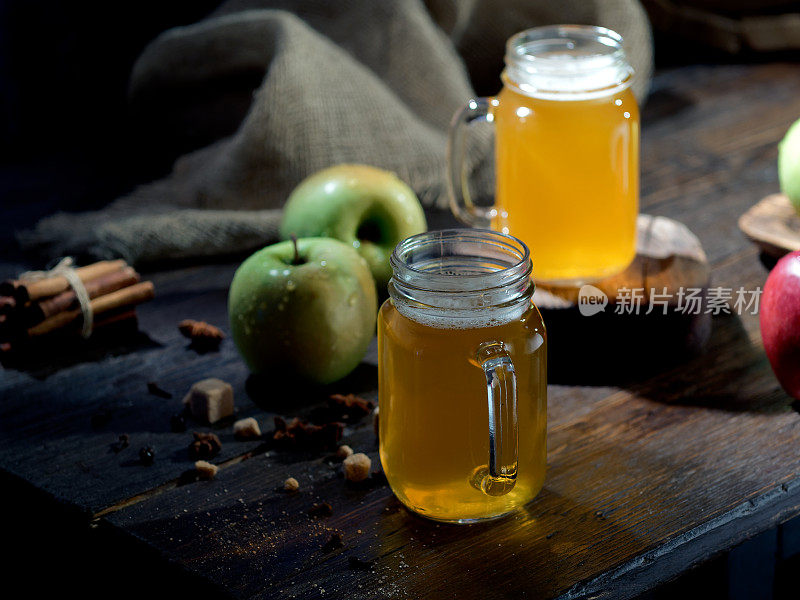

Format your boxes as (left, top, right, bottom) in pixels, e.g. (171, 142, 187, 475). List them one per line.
(2, 1, 800, 598)
(0, 0, 221, 260)
(0, 0, 756, 260)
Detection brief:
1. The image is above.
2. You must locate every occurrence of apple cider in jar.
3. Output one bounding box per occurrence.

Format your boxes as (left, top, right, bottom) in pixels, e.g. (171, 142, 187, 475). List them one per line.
(378, 230, 547, 523)
(449, 25, 640, 285)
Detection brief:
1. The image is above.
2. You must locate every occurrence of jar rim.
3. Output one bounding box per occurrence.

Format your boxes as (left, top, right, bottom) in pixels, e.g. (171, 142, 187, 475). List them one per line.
(391, 228, 530, 282)
(507, 24, 625, 65)
(503, 24, 633, 98)
(388, 229, 534, 321)
(389, 227, 533, 310)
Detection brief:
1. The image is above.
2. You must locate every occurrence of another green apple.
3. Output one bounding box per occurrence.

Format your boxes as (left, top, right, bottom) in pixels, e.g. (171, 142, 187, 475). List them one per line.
(228, 237, 377, 385)
(279, 164, 427, 292)
(779, 117, 800, 214)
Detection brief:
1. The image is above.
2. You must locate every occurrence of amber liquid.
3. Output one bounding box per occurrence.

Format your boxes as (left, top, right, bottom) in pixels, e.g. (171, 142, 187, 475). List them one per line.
(494, 85, 639, 284)
(377, 300, 547, 522)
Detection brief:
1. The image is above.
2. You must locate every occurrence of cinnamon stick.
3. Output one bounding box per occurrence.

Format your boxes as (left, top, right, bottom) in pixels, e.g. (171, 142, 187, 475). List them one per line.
(91, 308, 138, 330)
(1, 260, 128, 302)
(0, 283, 28, 305)
(23, 267, 140, 326)
(27, 281, 154, 337)
(1, 309, 138, 355)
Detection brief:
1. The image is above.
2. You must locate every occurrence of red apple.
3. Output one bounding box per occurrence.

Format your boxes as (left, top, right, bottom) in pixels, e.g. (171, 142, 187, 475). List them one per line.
(760, 250, 800, 399)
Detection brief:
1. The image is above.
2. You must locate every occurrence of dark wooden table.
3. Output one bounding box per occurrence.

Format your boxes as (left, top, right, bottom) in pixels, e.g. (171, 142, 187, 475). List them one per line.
(2, 62, 800, 600)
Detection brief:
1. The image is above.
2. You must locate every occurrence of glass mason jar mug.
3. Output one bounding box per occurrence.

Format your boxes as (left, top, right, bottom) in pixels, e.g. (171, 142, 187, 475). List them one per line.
(448, 25, 640, 285)
(377, 229, 547, 523)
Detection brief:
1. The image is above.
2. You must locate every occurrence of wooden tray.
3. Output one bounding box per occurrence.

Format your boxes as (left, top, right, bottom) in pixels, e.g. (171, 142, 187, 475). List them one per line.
(738, 193, 800, 258)
(532, 214, 712, 383)
(534, 214, 709, 308)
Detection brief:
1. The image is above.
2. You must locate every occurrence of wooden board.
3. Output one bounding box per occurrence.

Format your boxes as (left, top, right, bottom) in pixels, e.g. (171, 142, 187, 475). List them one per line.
(102, 232, 796, 600)
(3, 62, 800, 600)
(738, 193, 800, 258)
(535, 214, 709, 306)
(534, 215, 712, 382)
(0, 261, 382, 515)
(0, 265, 266, 513)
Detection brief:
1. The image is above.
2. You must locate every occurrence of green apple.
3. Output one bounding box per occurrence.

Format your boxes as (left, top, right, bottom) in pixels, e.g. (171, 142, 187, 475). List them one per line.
(779, 117, 800, 214)
(279, 164, 427, 292)
(228, 237, 377, 385)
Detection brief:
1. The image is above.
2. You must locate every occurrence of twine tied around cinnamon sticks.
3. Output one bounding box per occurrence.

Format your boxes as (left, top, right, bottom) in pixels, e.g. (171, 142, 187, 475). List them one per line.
(18, 257, 94, 338)
(0, 258, 155, 355)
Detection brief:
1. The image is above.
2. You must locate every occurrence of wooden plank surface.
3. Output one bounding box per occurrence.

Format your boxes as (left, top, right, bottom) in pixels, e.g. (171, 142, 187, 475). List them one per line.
(2, 61, 800, 599)
(0, 264, 261, 513)
(0, 261, 381, 514)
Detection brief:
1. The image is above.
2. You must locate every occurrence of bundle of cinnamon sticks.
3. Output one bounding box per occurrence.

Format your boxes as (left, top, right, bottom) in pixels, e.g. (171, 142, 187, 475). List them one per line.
(0, 259, 155, 354)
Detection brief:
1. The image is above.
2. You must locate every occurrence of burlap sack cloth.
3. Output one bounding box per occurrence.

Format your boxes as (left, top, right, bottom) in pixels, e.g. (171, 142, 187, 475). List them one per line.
(20, 0, 653, 266)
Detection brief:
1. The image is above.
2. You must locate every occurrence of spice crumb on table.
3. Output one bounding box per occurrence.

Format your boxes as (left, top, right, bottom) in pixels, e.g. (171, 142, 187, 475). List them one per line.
(233, 417, 261, 439)
(194, 460, 218, 480)
(343, 453, 371, 482)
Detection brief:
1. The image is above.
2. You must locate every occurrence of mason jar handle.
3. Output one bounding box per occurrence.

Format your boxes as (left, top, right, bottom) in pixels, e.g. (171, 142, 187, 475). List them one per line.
(447, 97, 496, 228)
(475, 341, 518, 496)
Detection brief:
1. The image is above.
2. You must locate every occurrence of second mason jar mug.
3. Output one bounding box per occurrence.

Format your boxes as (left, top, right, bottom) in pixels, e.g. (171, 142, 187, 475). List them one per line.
(377, 229, 547, 523)
(448, 25, 640, 286)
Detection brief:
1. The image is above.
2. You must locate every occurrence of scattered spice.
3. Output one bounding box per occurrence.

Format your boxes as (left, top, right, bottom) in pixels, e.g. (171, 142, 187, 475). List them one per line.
(348, 556, 374, 570)
(189, 431, 222, 460)
(322, 532, 343, 553)
(146, 381, 172, 399)
(233, 417, 262, 440)
(308, 394, 374, 424)
(179, 319, 225, 350)
(325, 393, 375, 423)
(139, 446, 155, 466)
(273, 416, 343, 450)
(343, 453, 371, 482)
(283, 477, 299, 492)
(195, 460, 219, 480)
(308, 502, 333, 518)
(170, 413, 187, 433)
(112, 433, 130, 453)
(336, 444, 354, 460)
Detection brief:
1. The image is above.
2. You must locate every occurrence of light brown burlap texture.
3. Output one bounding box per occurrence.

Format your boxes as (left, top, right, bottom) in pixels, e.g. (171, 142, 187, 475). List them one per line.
(20, 0, 653, 266)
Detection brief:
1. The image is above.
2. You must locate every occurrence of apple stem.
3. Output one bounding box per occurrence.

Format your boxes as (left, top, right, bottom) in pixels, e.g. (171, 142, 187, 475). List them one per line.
(290, 233, 301, 265)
